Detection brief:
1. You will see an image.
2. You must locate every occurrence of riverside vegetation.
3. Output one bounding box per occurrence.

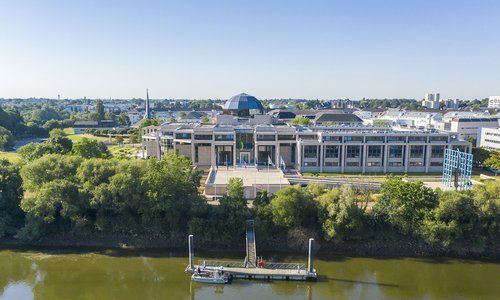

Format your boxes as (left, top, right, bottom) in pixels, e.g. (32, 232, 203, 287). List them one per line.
(0, 129, 499, 258)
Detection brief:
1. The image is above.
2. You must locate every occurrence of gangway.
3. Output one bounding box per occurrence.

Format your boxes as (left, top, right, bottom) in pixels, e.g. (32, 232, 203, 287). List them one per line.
(244, 220, 257, 268)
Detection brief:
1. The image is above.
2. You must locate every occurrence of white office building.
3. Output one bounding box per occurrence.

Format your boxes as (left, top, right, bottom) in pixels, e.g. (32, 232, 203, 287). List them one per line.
(488, 96, 500, 109)
(479, 127, 500, 151)
(422, 93, 441, 109)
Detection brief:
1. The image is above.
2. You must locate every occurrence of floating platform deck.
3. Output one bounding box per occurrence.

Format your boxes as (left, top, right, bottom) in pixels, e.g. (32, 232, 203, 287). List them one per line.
(185, 221, 318, 282)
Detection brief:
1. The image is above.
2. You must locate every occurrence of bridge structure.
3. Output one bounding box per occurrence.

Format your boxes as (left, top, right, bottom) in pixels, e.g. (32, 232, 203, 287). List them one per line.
(186, 220, 317, 281)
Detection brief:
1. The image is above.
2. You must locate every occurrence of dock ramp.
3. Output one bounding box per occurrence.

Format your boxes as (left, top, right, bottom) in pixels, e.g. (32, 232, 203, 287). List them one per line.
(244, 220, 257, 268)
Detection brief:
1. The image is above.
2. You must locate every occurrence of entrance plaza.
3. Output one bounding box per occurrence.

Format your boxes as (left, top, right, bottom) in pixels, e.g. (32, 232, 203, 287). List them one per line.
(205, 166, 290, 199)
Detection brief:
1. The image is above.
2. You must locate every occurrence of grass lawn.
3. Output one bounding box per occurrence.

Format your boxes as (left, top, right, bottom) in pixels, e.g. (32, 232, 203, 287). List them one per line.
(0, 151, 21, 163)
(63, 128, 109, 143)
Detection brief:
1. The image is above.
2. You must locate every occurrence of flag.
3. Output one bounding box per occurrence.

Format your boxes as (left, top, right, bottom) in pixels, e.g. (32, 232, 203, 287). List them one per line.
(268, 155, 272, 166)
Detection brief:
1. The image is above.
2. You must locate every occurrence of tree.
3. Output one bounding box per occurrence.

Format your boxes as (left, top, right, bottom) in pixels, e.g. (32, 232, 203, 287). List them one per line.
(473, 181, 500, 248)
(141, 152, 203, 233)
(423, 191, 483, 251)
(291, 116, 311, 125)
(318, 186, 366, 240)
(484, 151, 500, 172)
(179, 112, 186, 119)
(20, 154, 82, 192)
(269, 185, 318, 229)
(0, 160, 24, 237)
(472, 147, 491, 166)
(48, 128, 73, 153)
(72, 138, 111, 159)
(374, 177, 438, 235)
(0, 126, 14, 150)
(118, 112, 130, 126)
(201, 116, 210, 123)
(95, 100, 105, 121)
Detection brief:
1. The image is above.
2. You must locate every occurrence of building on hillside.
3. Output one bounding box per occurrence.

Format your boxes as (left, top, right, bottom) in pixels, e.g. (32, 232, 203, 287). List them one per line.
(142, 93, 471, 174)
(422, 93, 441, 109)
(478, 127, 500, 151)
(73, 120, 119, 134)
(488, 96, 500, 109)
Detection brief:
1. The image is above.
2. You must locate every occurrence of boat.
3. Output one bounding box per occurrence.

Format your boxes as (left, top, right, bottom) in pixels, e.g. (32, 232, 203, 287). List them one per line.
(191, 267, 230, 284)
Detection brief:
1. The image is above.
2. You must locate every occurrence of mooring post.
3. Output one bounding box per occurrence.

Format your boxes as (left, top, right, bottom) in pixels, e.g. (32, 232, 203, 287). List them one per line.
(188, 234, 194, 270)
(307, 238, 314, 273)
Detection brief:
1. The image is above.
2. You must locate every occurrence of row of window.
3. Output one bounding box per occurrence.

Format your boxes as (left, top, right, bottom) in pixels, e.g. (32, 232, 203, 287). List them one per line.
(187, 134, 449, 142)
(302, 145, 446, 159)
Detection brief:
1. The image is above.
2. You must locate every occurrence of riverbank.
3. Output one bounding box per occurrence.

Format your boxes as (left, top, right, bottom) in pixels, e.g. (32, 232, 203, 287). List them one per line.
(2, 232, 498, 261)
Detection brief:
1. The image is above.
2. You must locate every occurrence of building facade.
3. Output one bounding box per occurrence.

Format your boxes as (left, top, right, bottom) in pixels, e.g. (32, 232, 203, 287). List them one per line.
(479, 127, 500, 151)
(422, 93, 441, 109)
(143, 122, 470, 175)
(488, 96, 500, 109)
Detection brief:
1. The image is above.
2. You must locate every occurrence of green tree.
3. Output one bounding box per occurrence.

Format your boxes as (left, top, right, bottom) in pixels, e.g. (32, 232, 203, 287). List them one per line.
(20, 154, 82, 192)
(0, 160, 24, 237)
(374, 177, 438, 235)
(472, 147, 491, 166)
(95, 100, 105, 121)
(423, 191, 482, 251)
(484, 151, 500, 171)
(72, 138, 111, 159)
(269, 185, 318, 229)
(141, 152, 202, 233)
(0, 126, 14, 150)
(473, 181, 500, 248)
(291, 116, 311, 125)
(201, 116, 210, 123)
(179, 112, 186, 119)
(48, 128, 73, 153)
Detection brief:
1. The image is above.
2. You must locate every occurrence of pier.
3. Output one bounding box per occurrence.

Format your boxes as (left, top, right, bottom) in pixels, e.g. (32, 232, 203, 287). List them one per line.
(185, 220, 317, 281)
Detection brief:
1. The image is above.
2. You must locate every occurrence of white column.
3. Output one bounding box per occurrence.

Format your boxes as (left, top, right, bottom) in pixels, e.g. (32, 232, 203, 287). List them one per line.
(190, 139, 195, 165)
(341, 144, 346, 173)
(425, 145, 431, 173)
(319, 144, 324, 173)
(211, 143, 216, 167)
(297, 143, 302, 171)
(362, 145, 367, 173)
(404, 144, 410, 173)
(383, 144, 388, 173)
(275, 142, 280, 169)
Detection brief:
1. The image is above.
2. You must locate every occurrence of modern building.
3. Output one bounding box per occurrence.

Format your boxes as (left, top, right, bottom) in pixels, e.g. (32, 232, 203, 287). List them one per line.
(142, 93, 471, 174)
(73, 120, 119, 134)
(488, 96, 500, 109)
(436, 116, 499, 144)
(422, 93, 441, 109)
(478, 127, 500, 151)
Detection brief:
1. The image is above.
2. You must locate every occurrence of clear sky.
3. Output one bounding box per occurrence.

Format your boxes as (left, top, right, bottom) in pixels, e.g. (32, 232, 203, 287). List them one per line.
(1, 0, 499, 100)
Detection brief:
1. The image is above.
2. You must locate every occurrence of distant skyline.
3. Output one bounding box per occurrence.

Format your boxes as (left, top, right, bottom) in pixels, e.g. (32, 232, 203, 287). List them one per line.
(1, 0, 499, 100)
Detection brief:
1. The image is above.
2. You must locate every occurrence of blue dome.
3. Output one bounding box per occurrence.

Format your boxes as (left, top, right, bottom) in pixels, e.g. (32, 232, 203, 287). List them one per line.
(223, 93, 264, 113)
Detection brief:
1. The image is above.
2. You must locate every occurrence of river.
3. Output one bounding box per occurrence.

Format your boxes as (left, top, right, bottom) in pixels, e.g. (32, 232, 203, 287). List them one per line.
(0, 248, 498, 299)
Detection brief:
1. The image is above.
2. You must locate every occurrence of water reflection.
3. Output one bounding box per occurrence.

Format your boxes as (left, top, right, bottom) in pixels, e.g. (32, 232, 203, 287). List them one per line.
(0, 249, 499, 300)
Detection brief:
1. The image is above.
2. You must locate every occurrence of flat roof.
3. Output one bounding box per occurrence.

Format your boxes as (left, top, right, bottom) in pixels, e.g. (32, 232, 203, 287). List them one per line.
(211, 167, 290, 186)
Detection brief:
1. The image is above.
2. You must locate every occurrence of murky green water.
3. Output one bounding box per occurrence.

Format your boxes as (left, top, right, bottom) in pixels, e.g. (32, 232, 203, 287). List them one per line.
(0, 248, 498, 300)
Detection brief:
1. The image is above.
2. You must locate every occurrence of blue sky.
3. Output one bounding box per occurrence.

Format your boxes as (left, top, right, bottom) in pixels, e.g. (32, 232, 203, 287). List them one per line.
(1, 0, 499, 100)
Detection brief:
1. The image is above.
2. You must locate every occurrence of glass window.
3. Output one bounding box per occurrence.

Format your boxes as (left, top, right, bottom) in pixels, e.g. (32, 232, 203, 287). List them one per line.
(368, 146, 382, 158)
(410, 161, 423, 166)
(431, 162, 443, 166)
(389, 145, 403, 158)
(389, 162, 402, 166)
(387, 136, 406, 142)
(194, 134, 212, 140)
(324, 161, 339, 167)
(410, 145, 424, 158)
(365, 136, 384, 142)
(215, 134, 234, 141)
(431, 146, 445, 158)
(324, 146, 339, 158)
(304, 146, 318, 158)
(323, 136, 342, 142)
(346, 162, 359, 166)
(367, 162, 381, 167)
(346, 145, 360, 158)
(278, 135, 295, 140)
(408, 136, 427, 142)
(175, 133, 191, 139)
(257, 134, 275, 141)
(430, 136, 448, 142)
(344, 136, 363, 142)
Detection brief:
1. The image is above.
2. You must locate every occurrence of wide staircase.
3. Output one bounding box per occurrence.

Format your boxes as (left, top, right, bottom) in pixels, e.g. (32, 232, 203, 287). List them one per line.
(198, 168, 210, 194)
(244, 220, 257, 268)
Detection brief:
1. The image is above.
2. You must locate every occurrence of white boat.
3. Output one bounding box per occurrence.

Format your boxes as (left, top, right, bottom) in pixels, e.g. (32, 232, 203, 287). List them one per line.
(191, 267, 230, 284)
